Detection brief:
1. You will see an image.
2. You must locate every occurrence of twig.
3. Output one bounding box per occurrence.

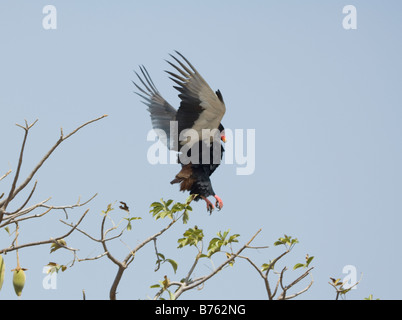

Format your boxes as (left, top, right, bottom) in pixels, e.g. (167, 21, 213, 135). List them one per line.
(283, 271, 314, 300)
(2, 206, 53, 226)
(277, 267, 314, 300)
(0, 198, 52, 227)
(0, 169, 12, 182)
(77, 251, 109, 262)
(0, 121, 33, 223)
(0, 209, 89, 255)
(0, 115, 107, 213)
(153, 239, 161, 272)
(238, 255, 272, 299)
(8, 181, 38, 215)
(2, 120, 36, 213)
(171, 229, 262, 300)
(40, 193, 98, 211)
(108, 216, 181, 300)
(330, 273, 363, 300)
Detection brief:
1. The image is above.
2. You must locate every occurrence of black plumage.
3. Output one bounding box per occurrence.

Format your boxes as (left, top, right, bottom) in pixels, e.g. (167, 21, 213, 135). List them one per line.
(184, 142, 225, 199)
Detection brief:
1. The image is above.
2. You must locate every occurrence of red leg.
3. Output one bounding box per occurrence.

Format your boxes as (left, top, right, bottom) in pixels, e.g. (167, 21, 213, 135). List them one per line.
(214, 195, 223, 210)
(201, 196, 214, 214)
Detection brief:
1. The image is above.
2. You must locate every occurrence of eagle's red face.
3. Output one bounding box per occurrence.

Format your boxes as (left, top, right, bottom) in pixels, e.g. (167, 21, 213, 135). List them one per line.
(220, 131, 226, 143)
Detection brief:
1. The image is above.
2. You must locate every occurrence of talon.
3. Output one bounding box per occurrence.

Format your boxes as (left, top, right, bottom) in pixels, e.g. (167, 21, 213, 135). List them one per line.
(201, 196, 215, 214)
(214, 195, 223, 211)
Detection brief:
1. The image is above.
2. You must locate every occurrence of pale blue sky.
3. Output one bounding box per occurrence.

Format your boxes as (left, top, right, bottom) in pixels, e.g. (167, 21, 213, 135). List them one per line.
(0, 1, 401, 300)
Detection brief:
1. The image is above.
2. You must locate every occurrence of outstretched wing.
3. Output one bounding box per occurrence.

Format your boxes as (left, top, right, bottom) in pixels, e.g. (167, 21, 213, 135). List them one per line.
(133, 66, 178, 150)
(165, 51, 226, 146)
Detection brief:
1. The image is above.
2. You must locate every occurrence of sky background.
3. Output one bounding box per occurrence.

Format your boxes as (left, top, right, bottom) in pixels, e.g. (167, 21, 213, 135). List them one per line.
(0, 0, 401, 300)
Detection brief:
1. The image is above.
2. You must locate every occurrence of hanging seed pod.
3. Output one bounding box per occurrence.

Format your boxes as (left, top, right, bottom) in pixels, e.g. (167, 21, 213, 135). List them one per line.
(12, 267, 26, 297)
(0, 255, 5, 291)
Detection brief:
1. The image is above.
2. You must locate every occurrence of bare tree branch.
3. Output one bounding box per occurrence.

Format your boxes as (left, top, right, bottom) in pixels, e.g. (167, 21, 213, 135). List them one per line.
(0, 121, 33, 222)
(277, 267, 314, 300)
(238, 255, 272, 299)
(0, 209, 90, 255)
(0, 115, 107, 215)
(108, 216, 181, 300)
(7, 181, 38, 215)
(0, 198, 52, 227)
(283, 271, 314, 300)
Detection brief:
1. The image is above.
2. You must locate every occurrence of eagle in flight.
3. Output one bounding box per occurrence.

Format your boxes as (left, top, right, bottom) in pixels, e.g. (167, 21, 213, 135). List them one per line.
(133, 51, 226, 213)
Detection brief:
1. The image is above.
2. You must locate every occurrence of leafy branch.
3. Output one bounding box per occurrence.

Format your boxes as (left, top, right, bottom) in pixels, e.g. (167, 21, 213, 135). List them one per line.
(239, 234, 314, 300)
(152, 227, 261, 300)
(329, 273, 363, 300)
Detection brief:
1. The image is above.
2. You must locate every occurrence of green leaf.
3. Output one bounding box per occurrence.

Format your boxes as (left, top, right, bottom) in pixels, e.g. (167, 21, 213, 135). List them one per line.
(207, 238, 220, 251)
(171, 203, 183, 213)
(205, 230, 241, 258)
(261, 263, 272, 272)
(339, 288, 351, 295)
(229, 234, 240, 243)
(182, 209, 190, 224)
(122, 216, 142, 231)
(161, 275, 170, 289)
(45, 262, 67, 274)
(293, 263, 305, 270)
(150, 199, 175, 220)
(226, 253, 235, 267)
(50, 239, 67, 254)
(150, 284, 160, 288)
(150, 202, 164, 217)
(150, 202, 163, 208)
(274, 234, 298, 249)
(177, 226, 204, 248)
(166, 259, 178, 274)
(150, 197, 196, 223)
(186, 194, 197, 204)
(157, 253, 166, 260)
(306, 256, 314, 267)
(330, 278, 342, 286)
(125, 217, 142, 222)
(101, 203, 114, 216)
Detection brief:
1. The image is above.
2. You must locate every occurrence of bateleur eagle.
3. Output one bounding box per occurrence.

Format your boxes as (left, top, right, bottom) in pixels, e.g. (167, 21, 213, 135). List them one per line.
(133, 51, 226, 213)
